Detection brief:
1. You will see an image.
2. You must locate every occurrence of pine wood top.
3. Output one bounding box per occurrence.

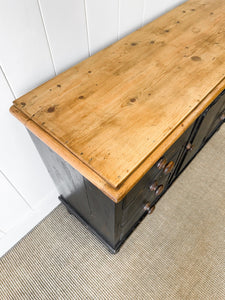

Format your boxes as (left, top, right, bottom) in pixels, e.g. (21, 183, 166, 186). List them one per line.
(11, 0, 225, 200)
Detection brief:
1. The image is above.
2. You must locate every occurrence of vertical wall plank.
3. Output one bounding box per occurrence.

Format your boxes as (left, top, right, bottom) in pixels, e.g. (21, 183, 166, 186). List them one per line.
(0, 68, 58, 209)
(119, 0, 145, 39)
(38, 0, 89, 75)
(85, 0, 119, 55)
(0, 68, 15, 115)
(0, 171, 31, 232)
(0, 0, 55, 97)
(143, 0, 187, 25)
(0, 231, 5, 240)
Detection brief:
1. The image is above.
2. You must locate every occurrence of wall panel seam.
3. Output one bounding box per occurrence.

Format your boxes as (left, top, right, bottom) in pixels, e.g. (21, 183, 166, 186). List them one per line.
(0, 66, 16, 99)
(0, 170, 33, 211)
(36, 0, 57, 75)
(117, 0, 120, 40)
(142, 0, 146, 27)
(83, 0, 91, 57)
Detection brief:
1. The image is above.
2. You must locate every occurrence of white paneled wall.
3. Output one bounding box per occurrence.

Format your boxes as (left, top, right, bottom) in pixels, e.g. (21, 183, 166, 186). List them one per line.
(85, 0, 119, 55)
(0, 0, 186, 257)
(38, 0, 89, 74)
(0, 0, 56, 97)
(0, 67, 57, 209)
(119, 0, 145, 39)
(0, 171, 30, 232)
(143, 0, 186, 24)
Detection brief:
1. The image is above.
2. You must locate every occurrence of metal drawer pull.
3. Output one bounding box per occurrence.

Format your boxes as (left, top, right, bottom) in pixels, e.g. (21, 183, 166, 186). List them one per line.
(149, 181, 158, 191)
(156, 185, 164, 195)
(163, 161, 175, 174)
(157, 157, 167, 170)
(149, 181, 164, 196)
(144, 202, 156, 214)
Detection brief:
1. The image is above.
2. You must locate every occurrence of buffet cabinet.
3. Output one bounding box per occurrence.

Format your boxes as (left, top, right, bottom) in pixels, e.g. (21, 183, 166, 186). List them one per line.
(10, 0, 225, 253)
(28, 91, 225, 253)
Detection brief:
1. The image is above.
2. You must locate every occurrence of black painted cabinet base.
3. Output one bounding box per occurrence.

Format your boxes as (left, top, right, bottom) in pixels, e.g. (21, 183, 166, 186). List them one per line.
(59, 195, 148, 253)
(28, 90, 225, 253)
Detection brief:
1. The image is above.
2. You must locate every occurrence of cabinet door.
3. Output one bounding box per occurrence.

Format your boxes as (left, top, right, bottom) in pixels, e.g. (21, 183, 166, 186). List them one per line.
(204, 91, 225, 142)
(178, 91, 225, 174)
(120, 123, 194, 234)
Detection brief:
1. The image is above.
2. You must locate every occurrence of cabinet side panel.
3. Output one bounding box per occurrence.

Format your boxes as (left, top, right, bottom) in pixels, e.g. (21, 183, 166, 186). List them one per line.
(83, 179, 119, 248)
(28, 131, 91, 218)
(29, 131, 118, 250)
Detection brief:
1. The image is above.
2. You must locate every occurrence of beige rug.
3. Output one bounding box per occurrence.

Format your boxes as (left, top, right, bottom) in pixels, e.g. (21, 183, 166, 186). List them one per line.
(0, 125, 225, 300)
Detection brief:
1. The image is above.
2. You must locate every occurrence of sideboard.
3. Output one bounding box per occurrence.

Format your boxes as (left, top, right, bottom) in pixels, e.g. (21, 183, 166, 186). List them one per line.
(10, 0, 225, 253)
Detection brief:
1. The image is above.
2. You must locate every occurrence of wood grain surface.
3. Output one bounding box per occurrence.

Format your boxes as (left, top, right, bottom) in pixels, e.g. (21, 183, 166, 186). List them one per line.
(10, 80, 225, 202)
(12, 0, 225, 190)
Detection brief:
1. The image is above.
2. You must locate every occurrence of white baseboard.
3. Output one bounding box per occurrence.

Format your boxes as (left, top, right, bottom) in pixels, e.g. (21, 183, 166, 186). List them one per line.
(0, 189, 60, 258)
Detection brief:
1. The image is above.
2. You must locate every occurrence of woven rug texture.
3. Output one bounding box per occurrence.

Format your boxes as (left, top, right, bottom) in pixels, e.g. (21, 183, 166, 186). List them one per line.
(0, 125, 225, 300)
